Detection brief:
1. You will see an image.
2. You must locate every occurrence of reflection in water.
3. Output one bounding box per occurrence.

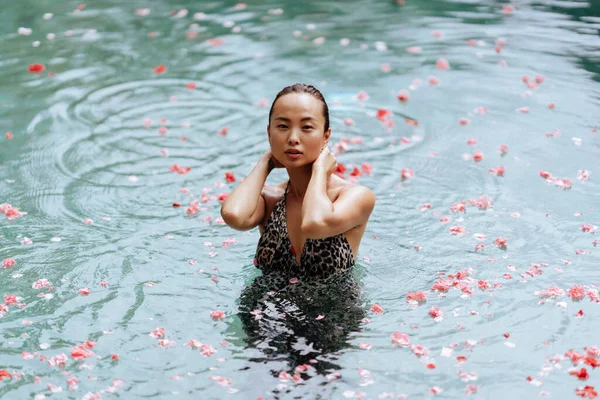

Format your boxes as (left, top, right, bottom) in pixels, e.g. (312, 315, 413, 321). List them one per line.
(237, 269, 366, 380)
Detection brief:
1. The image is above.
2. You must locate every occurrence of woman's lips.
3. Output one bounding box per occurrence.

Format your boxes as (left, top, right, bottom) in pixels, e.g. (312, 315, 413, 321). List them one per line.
(285, 152, 302, 160)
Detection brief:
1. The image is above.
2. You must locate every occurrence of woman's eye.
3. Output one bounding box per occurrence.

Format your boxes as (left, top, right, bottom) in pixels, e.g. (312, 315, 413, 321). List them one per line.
(303, 126, 313, 130)
(278, 124, 287, 129)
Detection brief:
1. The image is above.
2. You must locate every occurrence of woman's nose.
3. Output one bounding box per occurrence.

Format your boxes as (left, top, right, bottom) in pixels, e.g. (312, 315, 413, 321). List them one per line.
(288, 131, 300, 145)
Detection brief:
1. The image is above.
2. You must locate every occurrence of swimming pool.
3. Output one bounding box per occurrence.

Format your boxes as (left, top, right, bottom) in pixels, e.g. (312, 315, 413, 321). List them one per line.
(1, 0, 599, 399)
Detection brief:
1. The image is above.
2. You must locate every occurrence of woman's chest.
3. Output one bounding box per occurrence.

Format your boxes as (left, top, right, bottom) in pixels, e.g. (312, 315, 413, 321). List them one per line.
(285, 206, 307, 264)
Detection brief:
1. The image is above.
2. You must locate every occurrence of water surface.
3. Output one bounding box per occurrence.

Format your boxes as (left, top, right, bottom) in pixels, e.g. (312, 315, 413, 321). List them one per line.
(1, 0, 599, 399)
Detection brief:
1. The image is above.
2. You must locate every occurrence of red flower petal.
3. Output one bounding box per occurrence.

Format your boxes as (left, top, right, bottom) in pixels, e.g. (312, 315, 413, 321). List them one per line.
(225, 172, 236, 183)
(28, 63, 45, 73)
(153, 64, 166, 74)
(570, 368, 590, 381)
(0, 369, 12, 380)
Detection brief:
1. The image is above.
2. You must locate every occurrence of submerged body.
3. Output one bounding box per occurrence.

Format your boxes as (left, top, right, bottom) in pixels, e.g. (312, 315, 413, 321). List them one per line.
(237, 262, 365, 376)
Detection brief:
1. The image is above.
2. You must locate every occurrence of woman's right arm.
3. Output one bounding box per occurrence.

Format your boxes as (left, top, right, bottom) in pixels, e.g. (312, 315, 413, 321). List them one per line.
(220, 151, 274, 231)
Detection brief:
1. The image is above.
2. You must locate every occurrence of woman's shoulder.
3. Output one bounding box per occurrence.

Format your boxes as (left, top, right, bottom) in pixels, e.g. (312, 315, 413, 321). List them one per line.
(260, 182, 287, 210)
(261, 182, 286, 199)
(330, 175, 375, 201)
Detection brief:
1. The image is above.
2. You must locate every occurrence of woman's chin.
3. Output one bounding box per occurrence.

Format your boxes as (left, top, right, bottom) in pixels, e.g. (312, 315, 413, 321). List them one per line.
(283, 161, 314, 170)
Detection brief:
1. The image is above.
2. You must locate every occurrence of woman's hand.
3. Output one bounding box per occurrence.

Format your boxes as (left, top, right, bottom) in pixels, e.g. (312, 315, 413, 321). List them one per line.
(312, 146, 337, 175)
(263, 149, 284, 170)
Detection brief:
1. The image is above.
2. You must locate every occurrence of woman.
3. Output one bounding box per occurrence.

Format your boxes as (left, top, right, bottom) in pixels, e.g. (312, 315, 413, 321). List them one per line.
(221, 83, 375, 277)
(223, 84, 374, 384)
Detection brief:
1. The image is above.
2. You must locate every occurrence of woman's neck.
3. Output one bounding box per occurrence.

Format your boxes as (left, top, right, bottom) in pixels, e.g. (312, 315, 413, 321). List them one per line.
(286, 165, 315, 201)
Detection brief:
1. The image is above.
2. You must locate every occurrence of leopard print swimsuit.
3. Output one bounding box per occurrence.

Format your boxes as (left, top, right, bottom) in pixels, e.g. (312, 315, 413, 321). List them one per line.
(253, 181, 355, 278)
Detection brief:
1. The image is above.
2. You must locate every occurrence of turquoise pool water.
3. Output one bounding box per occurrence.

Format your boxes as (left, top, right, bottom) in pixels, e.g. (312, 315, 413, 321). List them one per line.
(1, 1, 599, 399)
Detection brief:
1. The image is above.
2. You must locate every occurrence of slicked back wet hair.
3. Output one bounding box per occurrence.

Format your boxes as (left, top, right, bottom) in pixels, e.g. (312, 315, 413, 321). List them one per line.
(268, 83, 330, 132)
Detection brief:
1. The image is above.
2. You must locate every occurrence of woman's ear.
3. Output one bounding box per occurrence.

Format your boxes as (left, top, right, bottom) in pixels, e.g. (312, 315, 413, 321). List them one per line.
(324, 128, 331, 144)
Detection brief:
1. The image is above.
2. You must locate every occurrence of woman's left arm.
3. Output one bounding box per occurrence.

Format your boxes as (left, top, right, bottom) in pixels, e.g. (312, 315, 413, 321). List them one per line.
(301, 148, 375, 239)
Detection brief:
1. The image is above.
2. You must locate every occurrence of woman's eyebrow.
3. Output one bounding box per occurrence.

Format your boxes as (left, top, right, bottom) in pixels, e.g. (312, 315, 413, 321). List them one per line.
(273, 117, 316, 122)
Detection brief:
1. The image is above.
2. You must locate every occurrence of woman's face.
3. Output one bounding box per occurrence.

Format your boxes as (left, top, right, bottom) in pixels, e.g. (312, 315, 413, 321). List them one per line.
(268, 93, 330, 168)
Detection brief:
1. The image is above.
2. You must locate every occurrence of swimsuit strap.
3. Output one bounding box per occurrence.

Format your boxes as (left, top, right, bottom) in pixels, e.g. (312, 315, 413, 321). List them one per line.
(273, 181, 290, 229)
(281, 180, 290, 225)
